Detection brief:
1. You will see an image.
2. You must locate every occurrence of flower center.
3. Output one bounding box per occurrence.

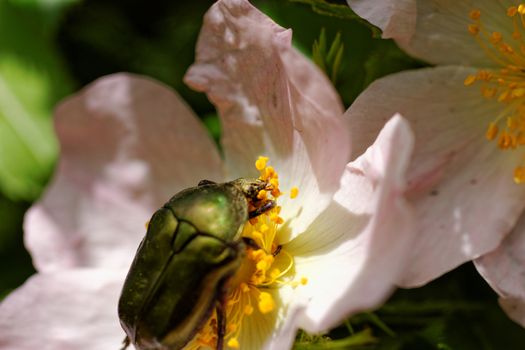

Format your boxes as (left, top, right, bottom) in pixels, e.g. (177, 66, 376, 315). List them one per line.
(465, 5, 525, 183)
(185, 156, 306, 349)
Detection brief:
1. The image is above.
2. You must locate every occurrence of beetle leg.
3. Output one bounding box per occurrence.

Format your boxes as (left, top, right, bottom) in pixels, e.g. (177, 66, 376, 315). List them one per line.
(216, 301, 226, 350)
(198, 179, 217, 186)
(119, 336, 130, 350)
(272, 244, 282, 257)
(248, 200, 276, 219)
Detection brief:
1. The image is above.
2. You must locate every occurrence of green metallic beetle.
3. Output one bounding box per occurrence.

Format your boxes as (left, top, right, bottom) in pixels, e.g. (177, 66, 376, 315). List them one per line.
(118, 178, 276, 350)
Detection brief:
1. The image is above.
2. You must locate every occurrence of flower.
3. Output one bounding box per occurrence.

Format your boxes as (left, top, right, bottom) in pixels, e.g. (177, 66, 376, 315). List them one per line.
(0, 0, 416, 349)
(347, 0, 525, 327)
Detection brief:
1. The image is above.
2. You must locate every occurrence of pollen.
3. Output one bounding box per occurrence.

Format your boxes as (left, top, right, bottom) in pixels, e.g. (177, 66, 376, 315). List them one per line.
(244, 304, 254, 315)
(466, 7, 525, 183)
(257, 189, 267, 200)
(290, 187, 299, 199)
(255, 156, 269, 171)
(258, 292, 275, 314)
(227, 338, 240, 349)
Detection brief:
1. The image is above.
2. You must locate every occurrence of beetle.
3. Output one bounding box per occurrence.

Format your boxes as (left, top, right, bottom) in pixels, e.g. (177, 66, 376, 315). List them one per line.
(118, 178, 276, 350)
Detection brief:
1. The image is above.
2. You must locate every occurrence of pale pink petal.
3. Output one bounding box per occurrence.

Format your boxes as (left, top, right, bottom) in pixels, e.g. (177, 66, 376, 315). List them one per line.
(262, 305, 305, 350)
(0, 269, 125, 350)
(287, 115, 416, 332)
(396, 0, 510, 66)
(499, 298, 525, 328)
(475, 212, 525, 324)
(185, 0, 350, 237)
(347, 0, 417, 45)
(26, 73, 223, 272)
(347, 65, 525, 287)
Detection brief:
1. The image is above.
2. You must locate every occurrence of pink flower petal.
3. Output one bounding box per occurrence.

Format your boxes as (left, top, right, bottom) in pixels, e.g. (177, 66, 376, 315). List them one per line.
(184, 0, 350, 237)
(26, 73, 223, 272)
(376, 0, 506, 66)
(347, 0, 417, 45)
(500, 298, 525, 328)
(288, 115, 416, 332)
(346, 66, 525, 287)
(0, 269, 125, 350)
(475, 212, 525, 324)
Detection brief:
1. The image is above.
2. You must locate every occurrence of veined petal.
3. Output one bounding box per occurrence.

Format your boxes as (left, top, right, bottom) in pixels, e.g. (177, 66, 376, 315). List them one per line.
(286, 115, 416, 332)
(25, 73, 223, 272)
(397, 0, 510, 66)
(262, 304, 305, 350)
(347, 0, 417, 45)
(0, 269, 124, 350)
(475, 212, 525, 304)
(185, 0, 350, 237)
(347, 66, 525, 286)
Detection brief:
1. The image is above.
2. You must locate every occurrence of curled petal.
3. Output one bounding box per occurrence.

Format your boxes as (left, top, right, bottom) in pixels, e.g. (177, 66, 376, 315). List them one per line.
(288, 115, 416, 332)
(185, 0, 350, 238)
(500, 298, 525, 328)
(347, 0, 417, 45)
(26, 73, 223, 272)
(347, 66, 525, 286)
(0, 269, 124, 350)
(475, 212, 525, 325)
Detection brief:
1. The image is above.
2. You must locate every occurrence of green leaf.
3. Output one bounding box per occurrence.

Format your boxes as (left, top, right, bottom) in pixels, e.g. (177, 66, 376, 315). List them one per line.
(289, 0, 381, 37)
(294, 329, 377, 349)
(312, 29, 345, 86)
(0, 0, 74, 200)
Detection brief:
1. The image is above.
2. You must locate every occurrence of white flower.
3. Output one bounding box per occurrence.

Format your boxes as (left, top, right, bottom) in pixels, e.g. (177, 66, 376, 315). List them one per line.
(347, 0, 525, 327)
(0, 0, 416, 348)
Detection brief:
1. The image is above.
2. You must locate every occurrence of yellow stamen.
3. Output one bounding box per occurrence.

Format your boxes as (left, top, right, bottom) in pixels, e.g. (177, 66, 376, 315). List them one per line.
(486, 122, 499, 140)
(515, 166, 525, 183)
(244, 305, 254, 315)
(466, 7, 525, 182)
(258, 292, 275, 314)
(469, 9, 481, 20)
(290, 186, 299, 199)
(464, 74, 476, 86)
(257, 189, 267, 200)
(227, 338, 240, 349)
(468, 24, 480, 35)
(255, 156, 269, 171)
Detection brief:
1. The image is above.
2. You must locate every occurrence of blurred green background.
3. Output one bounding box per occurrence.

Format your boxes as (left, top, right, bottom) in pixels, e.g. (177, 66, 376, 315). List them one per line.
(0, 0, 523, 348)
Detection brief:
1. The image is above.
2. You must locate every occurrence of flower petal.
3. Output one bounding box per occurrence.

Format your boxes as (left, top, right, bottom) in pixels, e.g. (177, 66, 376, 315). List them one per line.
(347, 0, 417, 45)
(262, 304, 305, 350)
(287, 115, 416, 332)
(394, 0, 510, 66)
(347, 65, 525, 287)
(184, 0, 350, 238)
(474, 212, 525, 325)
(499, 298, 525, 328)
(26, 73, 223, 272)
(0, 269, 124, 350)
